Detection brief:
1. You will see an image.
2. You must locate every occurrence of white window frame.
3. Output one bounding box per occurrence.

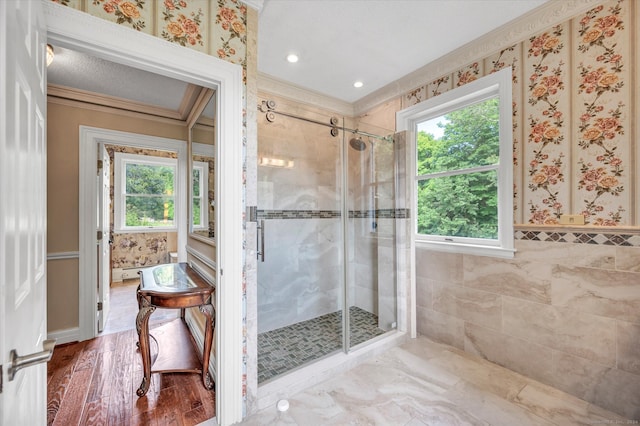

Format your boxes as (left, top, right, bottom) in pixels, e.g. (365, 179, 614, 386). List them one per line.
(114, 152, 178, 233)
(397, 67, 514, 259)
(192, 160, 209, 230)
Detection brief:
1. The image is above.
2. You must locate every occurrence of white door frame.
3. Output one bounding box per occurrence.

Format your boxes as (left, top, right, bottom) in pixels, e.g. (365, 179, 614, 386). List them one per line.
(44, 2, 245, 425)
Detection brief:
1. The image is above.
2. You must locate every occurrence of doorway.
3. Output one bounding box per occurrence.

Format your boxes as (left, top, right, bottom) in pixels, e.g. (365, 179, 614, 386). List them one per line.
(45, 2, 244, 424)
(99, 140, 188, 335)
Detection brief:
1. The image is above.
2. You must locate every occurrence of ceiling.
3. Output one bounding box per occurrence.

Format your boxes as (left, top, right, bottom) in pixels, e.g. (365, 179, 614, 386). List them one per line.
(258, 0, 549, 103)
(47, 0, 550, 112)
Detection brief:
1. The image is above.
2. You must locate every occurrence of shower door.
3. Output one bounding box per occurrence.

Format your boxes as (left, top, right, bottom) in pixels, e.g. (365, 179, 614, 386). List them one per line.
(257, 103, 345, 383)
(256, 100, 399, 383)
(344, 120, 398, 349)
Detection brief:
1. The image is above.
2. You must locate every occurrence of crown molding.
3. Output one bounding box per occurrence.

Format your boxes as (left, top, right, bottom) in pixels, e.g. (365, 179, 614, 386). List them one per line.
(47, 94, 188, 126)
(242, 0, 264, 12)
(47, 83, 189, 120)
(353, 0, 601, 115)
(258, 72, 355, 116)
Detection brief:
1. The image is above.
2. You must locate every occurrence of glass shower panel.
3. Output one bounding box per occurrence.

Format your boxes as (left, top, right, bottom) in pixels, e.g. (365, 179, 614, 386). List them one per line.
(344, 120, 397, 349)
(257, 102, 345, 383)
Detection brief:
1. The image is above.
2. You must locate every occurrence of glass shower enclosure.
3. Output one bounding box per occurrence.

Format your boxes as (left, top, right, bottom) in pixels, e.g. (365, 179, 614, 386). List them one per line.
(256, 98, 397, 383)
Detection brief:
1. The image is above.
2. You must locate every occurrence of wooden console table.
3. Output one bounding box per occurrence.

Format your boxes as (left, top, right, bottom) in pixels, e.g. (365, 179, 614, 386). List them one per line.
(135, 262, 215, 397)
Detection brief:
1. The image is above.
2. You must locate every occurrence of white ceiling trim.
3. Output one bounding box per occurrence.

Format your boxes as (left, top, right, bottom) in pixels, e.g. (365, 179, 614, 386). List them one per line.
(47, 95, 188, 127)
(47, 83, 204, 121)
(258, 72, 354, 117)
(353, 0, 601, 115)
(242, 0, 264, 12)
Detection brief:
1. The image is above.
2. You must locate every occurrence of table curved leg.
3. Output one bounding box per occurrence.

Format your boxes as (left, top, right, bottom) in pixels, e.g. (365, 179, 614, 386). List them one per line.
(136, 301, 156, 397)
(199, 303, 216, 390)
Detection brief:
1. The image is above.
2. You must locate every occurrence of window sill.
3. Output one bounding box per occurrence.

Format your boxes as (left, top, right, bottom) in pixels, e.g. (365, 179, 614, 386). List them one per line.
(415, 239, 515, 259)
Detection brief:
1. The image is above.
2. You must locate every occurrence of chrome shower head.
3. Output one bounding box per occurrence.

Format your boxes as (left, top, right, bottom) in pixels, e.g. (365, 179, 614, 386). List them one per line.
(349, 137, 367, 151)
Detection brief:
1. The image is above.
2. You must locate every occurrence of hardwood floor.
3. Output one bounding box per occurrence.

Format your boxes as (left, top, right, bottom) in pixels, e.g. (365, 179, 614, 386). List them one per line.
(47, 280, 215, 425)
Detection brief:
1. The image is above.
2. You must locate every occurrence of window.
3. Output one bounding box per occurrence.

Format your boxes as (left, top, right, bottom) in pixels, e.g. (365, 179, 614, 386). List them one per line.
(192, 160, 209, 230)
(114, 152, 177, 232)
(397, 68, 514, 258)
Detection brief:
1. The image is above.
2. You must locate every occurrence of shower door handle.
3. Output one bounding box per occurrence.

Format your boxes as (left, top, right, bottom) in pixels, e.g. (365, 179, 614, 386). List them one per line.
(257, 219, 265, 262)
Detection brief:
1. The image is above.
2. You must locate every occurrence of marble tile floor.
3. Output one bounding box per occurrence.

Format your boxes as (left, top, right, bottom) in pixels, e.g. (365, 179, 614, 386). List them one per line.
(100, 278, 180, 336)
(241, 336, 631, 426)
(258, 307, 386, 383)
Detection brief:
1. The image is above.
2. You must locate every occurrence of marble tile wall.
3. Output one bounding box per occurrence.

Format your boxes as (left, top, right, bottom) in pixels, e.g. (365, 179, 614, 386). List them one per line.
(415, 239, 640, 418)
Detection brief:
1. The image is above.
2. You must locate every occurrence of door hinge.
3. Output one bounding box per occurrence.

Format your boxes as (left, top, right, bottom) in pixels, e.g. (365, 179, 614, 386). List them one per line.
(97, 159, 103, 170)
(97, 230, 103, 241)
(1, 364, 3, 394)
(97, 302, 103, 311)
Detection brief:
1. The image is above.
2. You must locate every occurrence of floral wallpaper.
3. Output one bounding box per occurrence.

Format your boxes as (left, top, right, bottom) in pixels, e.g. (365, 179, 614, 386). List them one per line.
(88, 0, 150, 32)
(401, 0, 634, 227)
(112, 232, 172, 268)
(55, 0, 248, 68)
(525, 23, 570, 225)
(575, 0, 629, 225)
(486, 45, 521, 219)
(214, 0, 247, 71)
(160, 0, 207, 51)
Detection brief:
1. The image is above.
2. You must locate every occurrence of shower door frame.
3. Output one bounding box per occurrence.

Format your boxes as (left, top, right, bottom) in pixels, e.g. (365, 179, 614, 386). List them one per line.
(256, 103, 400, 379)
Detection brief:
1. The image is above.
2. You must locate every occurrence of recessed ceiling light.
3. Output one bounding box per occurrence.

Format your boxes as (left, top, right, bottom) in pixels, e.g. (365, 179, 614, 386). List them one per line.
(286, 54, 299, 63)
(353, 81, 363, 88)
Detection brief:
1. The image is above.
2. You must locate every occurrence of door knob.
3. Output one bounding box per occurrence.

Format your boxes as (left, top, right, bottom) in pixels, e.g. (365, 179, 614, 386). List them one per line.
(8, 339, 56, 381)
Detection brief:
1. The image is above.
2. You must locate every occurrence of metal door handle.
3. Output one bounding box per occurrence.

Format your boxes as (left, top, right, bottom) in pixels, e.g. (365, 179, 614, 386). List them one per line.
(8, 339, 56, 381)
(257, 219, 265, 262)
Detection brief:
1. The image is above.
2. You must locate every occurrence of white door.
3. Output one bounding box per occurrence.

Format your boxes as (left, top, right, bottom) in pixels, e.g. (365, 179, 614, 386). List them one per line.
(0, 0, 49, 424)
(97, 144, 111, 332)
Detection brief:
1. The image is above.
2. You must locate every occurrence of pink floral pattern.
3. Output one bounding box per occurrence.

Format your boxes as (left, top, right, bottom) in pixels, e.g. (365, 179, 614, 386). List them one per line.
(54, 0, 248, 72)
(428, 76, 451, 97)
(486, 45, 522, 220)
(404, 86, 425, 107)
(526, 25, 568, 224)
(91, 0, 146, 31)
(455, 62, 481, 87)
(161, 0, 204, 47)
(575, 0, 627, 225)
(214, 0, 247, 71)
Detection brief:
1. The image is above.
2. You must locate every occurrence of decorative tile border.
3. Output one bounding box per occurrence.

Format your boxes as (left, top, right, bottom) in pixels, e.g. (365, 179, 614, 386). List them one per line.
(515, 227, 640, 246)
(257, 209, 410, 220)
(258, 210, 340, 220)
(256, 211, 638, 246)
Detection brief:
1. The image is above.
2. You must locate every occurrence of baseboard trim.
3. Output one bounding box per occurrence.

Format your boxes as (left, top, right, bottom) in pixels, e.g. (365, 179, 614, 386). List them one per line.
(48, 327, 80, 345)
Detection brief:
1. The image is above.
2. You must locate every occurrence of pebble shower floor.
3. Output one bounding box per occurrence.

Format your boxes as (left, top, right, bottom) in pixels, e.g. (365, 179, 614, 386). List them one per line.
(257, 306, 386, 383)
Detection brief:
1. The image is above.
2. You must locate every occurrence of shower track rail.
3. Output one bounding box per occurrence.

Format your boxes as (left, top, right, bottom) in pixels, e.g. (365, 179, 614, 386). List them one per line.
(258, 99, 393, 142)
